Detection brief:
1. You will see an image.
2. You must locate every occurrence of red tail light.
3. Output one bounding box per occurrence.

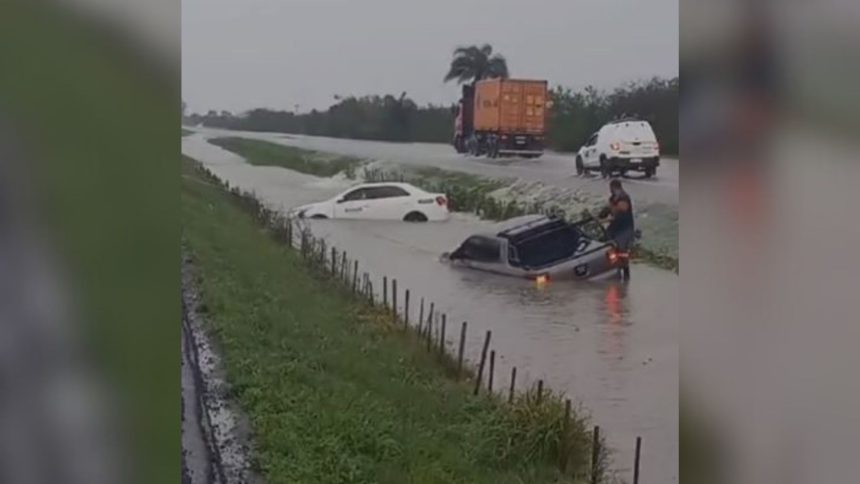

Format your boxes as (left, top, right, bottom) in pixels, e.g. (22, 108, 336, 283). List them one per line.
(607, 248, 630, 265)
(435, 196, 447, 206)
(607, 249, 619, 264)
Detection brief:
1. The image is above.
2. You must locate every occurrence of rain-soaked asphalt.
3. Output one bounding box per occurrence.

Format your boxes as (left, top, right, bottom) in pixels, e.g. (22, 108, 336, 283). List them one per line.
(183, 132, 678, 482)
(192, 126, 679, 206)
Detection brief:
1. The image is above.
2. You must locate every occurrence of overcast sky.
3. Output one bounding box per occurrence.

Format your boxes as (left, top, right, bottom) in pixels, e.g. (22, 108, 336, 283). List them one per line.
(182, 0, 678, 114)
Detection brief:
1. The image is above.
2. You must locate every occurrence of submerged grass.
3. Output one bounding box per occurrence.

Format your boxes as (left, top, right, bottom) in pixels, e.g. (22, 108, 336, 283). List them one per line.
(181, 156, 600, 483)
(209, 136, 362, 178)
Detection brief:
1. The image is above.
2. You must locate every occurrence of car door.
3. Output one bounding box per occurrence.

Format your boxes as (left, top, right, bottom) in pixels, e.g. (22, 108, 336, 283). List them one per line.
(366, 185, 413, 219)
(333, 187, 371, 219)
(583, 133, 599, 168)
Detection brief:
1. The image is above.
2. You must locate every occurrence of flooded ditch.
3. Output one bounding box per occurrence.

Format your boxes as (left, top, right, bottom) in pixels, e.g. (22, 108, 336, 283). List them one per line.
(182, 133, 678, 483)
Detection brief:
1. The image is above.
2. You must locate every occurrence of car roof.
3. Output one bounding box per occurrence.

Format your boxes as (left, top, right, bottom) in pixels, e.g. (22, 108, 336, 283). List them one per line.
(607, 117, 646, 125)
(346, 182, 422, 190)
(497, 216, 570, 243)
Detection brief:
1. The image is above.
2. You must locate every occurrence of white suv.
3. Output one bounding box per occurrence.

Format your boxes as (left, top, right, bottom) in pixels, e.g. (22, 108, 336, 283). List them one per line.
(575, 119, 660, 178)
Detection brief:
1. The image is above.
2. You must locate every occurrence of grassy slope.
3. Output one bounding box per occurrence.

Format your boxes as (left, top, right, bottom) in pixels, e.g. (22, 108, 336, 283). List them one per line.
(210, 136, 361, 177)
(181, 157, 592, 484)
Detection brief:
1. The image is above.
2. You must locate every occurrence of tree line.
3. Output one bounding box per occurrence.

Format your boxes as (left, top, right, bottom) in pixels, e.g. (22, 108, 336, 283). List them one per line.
(185, 44, 676, 154)
(185, 77, 677, 155)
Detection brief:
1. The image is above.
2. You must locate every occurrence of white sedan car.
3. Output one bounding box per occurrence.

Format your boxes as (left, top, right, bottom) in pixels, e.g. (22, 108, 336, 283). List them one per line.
(293, 182, 450, 222)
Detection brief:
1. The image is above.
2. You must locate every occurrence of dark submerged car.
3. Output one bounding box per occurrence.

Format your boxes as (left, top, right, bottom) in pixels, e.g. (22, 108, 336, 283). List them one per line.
(442, 215, 629, 280)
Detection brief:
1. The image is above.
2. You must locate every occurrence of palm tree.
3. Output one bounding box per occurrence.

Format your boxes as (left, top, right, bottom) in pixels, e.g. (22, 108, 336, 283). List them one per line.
(443, 44, 509, 84)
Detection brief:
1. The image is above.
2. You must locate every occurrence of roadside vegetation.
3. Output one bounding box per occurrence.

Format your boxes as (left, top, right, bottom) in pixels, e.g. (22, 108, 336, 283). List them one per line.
(182, 128, 194, 137)
(181, 155, 604, 483)
(208, 136, 362, 178)
(184, 43, 677, 156)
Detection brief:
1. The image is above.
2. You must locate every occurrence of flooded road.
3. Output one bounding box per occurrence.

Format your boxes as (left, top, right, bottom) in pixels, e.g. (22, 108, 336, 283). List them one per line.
(183, 133, 678, 482)
(191, 126, 679, 206)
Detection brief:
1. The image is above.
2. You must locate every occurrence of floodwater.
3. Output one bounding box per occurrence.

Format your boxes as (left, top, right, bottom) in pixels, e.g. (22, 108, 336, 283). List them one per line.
(192, 126, 679, 206)
(183, 133, 678, 483)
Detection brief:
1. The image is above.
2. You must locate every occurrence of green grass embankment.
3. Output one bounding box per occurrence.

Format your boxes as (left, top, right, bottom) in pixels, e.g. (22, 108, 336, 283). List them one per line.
(182, 156, 601, 483)
(209, 136, 362, 178)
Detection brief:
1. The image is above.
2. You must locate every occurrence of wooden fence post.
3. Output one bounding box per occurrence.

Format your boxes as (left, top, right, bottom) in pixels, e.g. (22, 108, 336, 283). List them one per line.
(633, 436, 642, 484)
(383, 277, 388, 307)
(488, 350, 495, 393)
(392, 279, 398, 319)
(418, 298, 425, 334)
(473, 331, 492, 395)
(439, 314, 446, 355)
(426, 318, 433, 351)
(426, 303, 435, 336)
(591, 425, 601, 484)
(404, 290, 410, 327)
(457, 321, 467, 378)
(352, 261, 359, 293)
(536, 380, 544, 405)
(508, 367, 517, 403)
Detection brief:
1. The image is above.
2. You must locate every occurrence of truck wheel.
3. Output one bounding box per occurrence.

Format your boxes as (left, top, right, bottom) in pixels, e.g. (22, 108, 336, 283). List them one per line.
(643, 167, 655, 178)
(575, 157, 585, 176)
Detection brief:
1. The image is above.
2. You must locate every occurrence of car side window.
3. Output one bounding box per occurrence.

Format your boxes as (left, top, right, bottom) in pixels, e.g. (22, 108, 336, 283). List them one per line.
(462, 236, 501, 263)
(508, 245, 520, 265)
(368, 186, 410, 199)
(342, 188, 368, 202)
(586, 133, 598, 146)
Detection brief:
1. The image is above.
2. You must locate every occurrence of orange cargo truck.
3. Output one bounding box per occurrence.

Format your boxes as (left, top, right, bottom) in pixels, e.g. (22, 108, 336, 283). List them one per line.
(453, 78, 548, 158)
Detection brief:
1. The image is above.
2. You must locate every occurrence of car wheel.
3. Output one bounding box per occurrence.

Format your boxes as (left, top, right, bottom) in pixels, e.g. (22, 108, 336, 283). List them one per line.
(643, 167, 655, 178)
(310, 214, 328, 219)
(600, 157, 610, 178)
(403, 211, 428, 222)
(575, 157, 585, 176)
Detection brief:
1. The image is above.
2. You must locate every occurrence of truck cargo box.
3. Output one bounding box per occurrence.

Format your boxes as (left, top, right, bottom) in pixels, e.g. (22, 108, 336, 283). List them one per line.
(473, 79, 548, 134)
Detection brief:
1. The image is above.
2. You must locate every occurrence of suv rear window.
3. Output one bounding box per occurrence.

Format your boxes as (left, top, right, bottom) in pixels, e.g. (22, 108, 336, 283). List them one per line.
(615, 121, 656, 142)
(512, 225, 581, 268)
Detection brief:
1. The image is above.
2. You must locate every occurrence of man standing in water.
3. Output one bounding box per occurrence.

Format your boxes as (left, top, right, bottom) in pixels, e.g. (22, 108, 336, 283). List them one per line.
(600, 179, 634, 280)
